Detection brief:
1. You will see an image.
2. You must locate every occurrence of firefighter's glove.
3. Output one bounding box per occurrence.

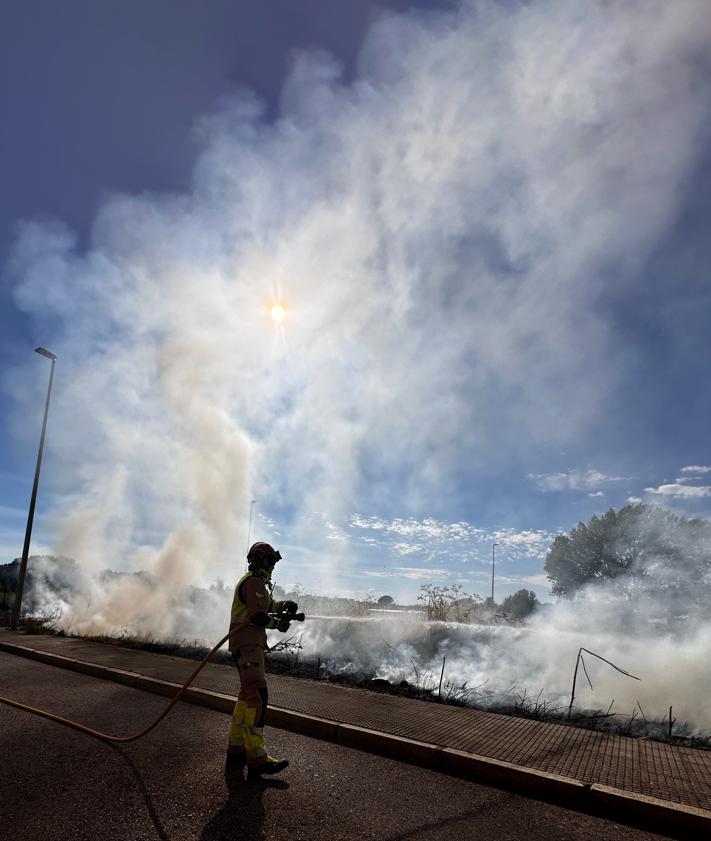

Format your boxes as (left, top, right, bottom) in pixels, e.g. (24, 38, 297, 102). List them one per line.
(274, 617, 291, 633)
(281, 600, 298, 614)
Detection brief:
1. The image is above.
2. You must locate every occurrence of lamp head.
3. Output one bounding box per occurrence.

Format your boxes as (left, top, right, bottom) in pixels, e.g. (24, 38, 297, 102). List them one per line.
(35, 347, 56, 360)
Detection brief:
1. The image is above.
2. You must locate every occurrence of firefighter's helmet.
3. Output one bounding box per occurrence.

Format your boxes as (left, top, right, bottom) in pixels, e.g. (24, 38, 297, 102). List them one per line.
(247, 541, 282, 570)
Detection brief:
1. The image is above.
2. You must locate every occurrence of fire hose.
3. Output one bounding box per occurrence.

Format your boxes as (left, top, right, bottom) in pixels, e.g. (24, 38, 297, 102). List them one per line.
(0, 608, 305, 743)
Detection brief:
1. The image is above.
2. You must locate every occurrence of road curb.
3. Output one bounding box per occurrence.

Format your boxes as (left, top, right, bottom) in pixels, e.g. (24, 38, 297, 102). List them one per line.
(588, 784, 711, 838)
(2, 637, 709, 838)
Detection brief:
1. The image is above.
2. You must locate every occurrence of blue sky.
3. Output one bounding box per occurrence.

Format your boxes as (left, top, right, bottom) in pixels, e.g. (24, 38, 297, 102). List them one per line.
(2, 0, 711, 605)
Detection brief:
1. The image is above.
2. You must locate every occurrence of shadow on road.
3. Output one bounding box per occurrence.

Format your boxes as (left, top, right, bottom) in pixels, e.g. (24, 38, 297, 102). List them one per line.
(109, 744, 171, 841)
(380, 796, 511, 841)
(200, 763, 289, 841)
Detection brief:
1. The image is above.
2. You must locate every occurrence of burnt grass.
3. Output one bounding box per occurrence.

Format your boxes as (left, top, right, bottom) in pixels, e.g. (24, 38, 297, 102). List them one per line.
(18, 620, 711, 752)
(267, 653, 711, 750)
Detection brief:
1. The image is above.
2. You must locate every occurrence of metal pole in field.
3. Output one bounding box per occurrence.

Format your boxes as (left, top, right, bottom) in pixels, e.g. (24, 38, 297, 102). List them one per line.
(11, 348, 57, 630)
(491, 541, 499, 604)
(246, 499, 256, 554)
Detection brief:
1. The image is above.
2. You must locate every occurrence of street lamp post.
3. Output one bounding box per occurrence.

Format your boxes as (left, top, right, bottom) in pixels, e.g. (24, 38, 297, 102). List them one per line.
(246, 499, 256, 554)
(11, 348, 57, 630)
(491, 541, 500, 605)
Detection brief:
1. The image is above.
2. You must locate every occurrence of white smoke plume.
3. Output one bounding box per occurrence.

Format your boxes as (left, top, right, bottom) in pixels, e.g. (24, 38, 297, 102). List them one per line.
(298, 502, 711, 731)
(20, 547, 711, 732)
(5, 0, 711, 637)
(298, 602, 711, 732)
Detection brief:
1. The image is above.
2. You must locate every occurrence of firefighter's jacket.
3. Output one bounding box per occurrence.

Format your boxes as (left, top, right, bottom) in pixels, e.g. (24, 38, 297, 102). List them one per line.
(229, 570, 284, 652)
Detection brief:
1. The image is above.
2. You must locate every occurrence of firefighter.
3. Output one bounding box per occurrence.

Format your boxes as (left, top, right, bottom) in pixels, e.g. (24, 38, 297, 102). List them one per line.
(226, 541, 297, 777)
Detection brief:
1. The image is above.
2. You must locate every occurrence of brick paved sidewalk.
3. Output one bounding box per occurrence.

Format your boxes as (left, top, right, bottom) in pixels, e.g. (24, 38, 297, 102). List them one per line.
(1, 630, 710, 815)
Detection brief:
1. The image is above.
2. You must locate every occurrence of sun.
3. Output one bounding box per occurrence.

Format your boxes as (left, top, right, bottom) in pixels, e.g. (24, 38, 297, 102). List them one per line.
(270, 303, 286, 323)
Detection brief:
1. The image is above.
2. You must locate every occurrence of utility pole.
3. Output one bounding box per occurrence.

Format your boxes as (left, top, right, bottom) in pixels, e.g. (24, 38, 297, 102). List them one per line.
(491, 541, 500, 605)
(11, 348, 56, 630)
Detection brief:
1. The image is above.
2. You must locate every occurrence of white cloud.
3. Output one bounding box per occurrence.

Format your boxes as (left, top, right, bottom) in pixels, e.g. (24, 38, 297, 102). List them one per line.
(645, 484, 711, 499)
(588, 491, 604, 498)
(350, 515, 479, 541)
(627, 496, 642, 504)
(350, 515, 556, 562)
(363, 566, 449, 580)
(392, 542, 424, 556)
(256, 512, 277, 529)
(675, 467, 711, 484)
(490, 528, 556, 559)
(528, 468, 626, 493)
(519, 574, 550, 588)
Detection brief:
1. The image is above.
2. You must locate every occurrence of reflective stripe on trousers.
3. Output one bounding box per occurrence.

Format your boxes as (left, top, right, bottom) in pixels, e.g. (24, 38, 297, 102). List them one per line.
(228, 644, 268, 763)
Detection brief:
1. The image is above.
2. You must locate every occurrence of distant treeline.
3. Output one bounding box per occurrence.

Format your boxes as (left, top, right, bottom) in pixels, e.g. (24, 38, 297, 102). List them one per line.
(0, 556, 417, 620)
(7, 503, 709, 625)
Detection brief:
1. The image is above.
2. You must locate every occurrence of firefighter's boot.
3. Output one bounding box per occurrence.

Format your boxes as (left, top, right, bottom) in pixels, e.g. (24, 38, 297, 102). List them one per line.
(247, 755, 289, 780)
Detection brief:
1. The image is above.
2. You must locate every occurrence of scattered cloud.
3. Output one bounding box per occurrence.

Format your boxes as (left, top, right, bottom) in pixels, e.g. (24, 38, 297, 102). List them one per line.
(349, 515, 480, 541)
(588, 491, 604, 498)
(301, 511, 350, 543)
(527, 469, 627, 493)
(645, 484, 711, 499)
(627, 496, 642, 504)
(363, 566, 449, 580)
(490, 528, 556, 559)
(392, 542, 424, 556)
(350, 515, 556, 563)
(675, 467, 711, 484)
(256, 512, 277, 529)
(518, 574, 551, 588)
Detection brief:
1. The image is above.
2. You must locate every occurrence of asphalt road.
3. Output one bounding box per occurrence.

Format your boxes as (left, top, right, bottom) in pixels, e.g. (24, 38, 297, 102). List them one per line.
(0, 652, 670, 841)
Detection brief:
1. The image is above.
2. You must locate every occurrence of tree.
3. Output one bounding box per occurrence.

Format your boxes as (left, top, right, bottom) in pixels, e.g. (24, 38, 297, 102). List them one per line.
(377, 595, 395, 607)
(501, 589, 539, 619)
(417, 583, 480, 622)
(351, 590, 377, 617)
(544, 504, 711, 611)
(544, 508, 638, 597)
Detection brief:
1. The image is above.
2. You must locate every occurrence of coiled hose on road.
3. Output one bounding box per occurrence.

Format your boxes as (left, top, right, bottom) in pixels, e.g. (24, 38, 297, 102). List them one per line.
(0, 629, 232, 743)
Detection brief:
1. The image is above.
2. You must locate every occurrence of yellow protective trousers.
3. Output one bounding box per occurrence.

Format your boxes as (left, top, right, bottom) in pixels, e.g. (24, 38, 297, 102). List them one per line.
(228, 644, 268, 765)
